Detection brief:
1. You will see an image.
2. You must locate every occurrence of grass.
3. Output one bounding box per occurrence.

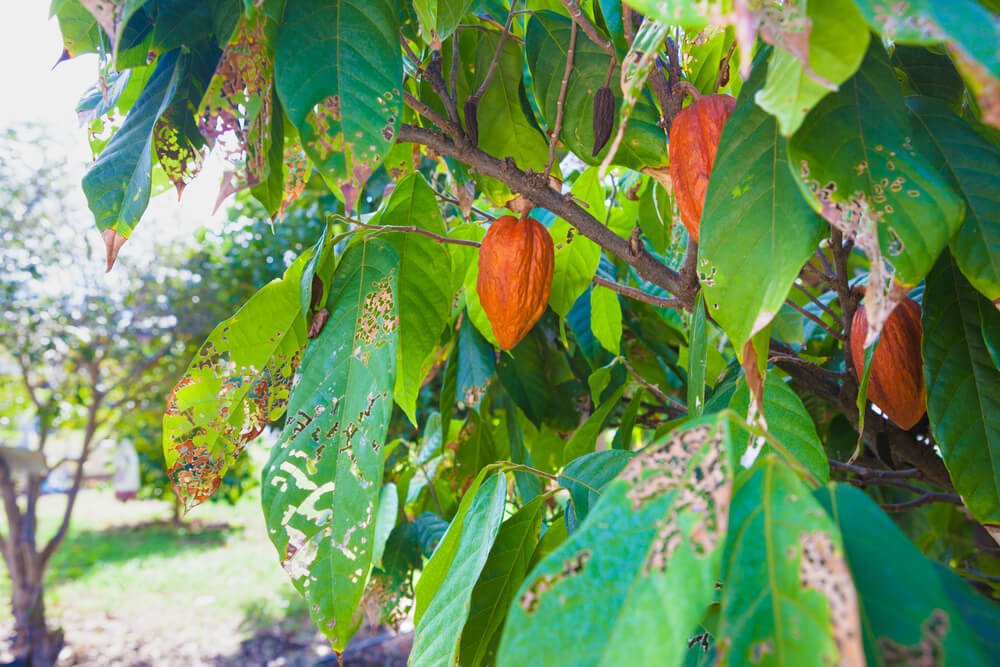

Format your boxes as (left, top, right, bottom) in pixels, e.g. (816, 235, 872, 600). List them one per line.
(0, 487, 314, 647)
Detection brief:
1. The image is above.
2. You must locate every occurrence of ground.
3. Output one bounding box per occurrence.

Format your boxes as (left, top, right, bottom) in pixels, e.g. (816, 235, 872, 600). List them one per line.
(0, 488, 411, 666)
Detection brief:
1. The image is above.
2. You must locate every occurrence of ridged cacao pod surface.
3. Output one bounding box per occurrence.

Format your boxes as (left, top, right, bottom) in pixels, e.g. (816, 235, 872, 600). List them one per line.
(668, 94, 736, 242)
(850, 297, 927, 430)
(477, 214, 554, 350)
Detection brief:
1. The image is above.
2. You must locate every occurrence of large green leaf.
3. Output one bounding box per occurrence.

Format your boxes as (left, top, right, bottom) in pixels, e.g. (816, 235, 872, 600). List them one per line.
(590, 285, 622, 355)
(922, 251, 1000, 526)
(816, 484, 992, 665)
(754, 0, 869, 135)
(908, 96, 1000, 303)
(412, 0, 476, 47)
(164, 247, 312, 511)
(525, 11, 668, 171)
(261, 238, 399, 651)
(893, 45, 965, 109)
(623, 0, 732, 31)
(498, 415, 735, 666)
(410, 472, 508, 666)
(459, 495, 546, 667)
(729, 375, 830, 484)
(559, 449, 635, 533)
(82, 49, 184, 242)
(378, 173, 452, 425)
(51, 0, 104, 57)
(274, 0, 402, 212)
(788, 41, 965, 286)
(718, 456, 864, 666)
(699, 50, 825, 349)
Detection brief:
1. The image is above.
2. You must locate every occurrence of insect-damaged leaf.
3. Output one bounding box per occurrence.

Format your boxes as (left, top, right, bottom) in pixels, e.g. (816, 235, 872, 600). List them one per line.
(163, 233, 334, 511)
(262, 238, 399, 651)
(718, 456, 864, 666)
(498, 415, 735, 667)
(274, 0, 403, 213)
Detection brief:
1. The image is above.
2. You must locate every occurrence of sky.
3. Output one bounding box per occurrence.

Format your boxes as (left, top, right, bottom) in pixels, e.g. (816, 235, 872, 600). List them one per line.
(0, 4, 229, 265)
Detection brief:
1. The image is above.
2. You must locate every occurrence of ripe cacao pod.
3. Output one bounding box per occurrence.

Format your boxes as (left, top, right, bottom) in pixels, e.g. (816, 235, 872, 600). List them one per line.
(668, 94, 736, 243)
(850, 297, 927, 430)
(477, 214, 554, 350)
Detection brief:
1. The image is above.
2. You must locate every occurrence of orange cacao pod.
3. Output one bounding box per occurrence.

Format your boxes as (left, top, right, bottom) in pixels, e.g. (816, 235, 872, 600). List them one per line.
(850, 297, 927, 430)
(477, 214, 554, 350)
(668, 94, 736, 243)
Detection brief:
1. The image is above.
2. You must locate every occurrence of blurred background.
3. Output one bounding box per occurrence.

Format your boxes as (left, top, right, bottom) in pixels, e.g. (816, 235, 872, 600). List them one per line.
(0, 6, 406, 665)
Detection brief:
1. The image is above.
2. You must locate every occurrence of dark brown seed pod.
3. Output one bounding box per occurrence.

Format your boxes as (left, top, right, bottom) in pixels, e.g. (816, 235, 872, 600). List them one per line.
(464, 98, 479, 146)
(591, 86, 614, 156)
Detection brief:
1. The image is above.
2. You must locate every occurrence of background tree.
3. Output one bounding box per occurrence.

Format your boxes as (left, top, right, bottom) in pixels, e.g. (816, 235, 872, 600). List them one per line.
(33, 1, 1000, 665)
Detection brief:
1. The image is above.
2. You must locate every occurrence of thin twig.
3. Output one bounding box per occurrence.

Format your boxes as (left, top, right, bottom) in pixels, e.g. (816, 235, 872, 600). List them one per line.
(593, 275, 681, 309)
(403, 91, 462, 136)
(469, 0, 519, 104)
(559, 0, 615, 57)
(830, 459, 922, 479)
(353, 220, 482, 247)
(546, 19, 577, 179)
(881, 492, 963, 512)
(433, 192, 496, 221)
(427, 51, 461, 128)
(786, 298, 846, 341)
(620, 356, 687, 415)
(793, 282, 841, 322)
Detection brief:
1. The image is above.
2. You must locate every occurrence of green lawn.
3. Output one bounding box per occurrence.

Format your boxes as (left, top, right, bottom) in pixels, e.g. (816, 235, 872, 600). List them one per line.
(1, 487, 316, 656)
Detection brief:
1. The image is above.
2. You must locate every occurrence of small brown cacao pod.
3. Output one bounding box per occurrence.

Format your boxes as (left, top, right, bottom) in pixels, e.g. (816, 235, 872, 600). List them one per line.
(477, 214, 554, 350)
(850, 297, 927, 430)
(464, 98, 479, 146)
(591, 86, 615, 157)
(668, 94, 736, 243)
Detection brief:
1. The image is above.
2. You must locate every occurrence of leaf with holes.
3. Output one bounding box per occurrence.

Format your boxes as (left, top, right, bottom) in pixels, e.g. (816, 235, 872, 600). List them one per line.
(274, 0, 402, 212)
(754, 0, 869, 136)
(699, 50, 825, 350)
(498, 415, 735, 666)
(525, 11, 667, 171)
(261, 238, 399, 651)
(816, 483, 992, 665)
(908, 95, 1000, 304)
(718, 455, 864, 666)
(82, 49, 184, 250)
(922, 250, 1000, 526)
(378, 173, 452, 425)
(788, 41, 964, 287)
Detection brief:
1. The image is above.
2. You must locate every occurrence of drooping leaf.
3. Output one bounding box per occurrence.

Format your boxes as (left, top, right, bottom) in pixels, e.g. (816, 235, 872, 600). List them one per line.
(410, 472, 507, 666)
(816, 483, 992, 665)
(459, 495, 546, 667)
(728, 375, 830, 484)
(589, 284, 622, 355)
(379, 173, 452, 424)
(51, 0, 104, 57)
(907, 95, 1000, 303)
(412, 0, 477, 48)
(164, 246, 314, 510)
(687, 293, 708, 418)
(274, 0, 402, 212)
(82, 49, 184, 245)
(622, 0, 731, 32)
(788, 40, 965, 286)
(525, 11, 668, 171)
(456, 313, 495, 411)
(718, 456, 864, 666)
(699, 50, 825, 349)
(499, 415, 735, 666)
(754, 0, 869, 136)
(559, 449, 635, 533)
(922, 250, 1000, 526)
(261, 238, 399, 650)
(549, 220, 602, 318)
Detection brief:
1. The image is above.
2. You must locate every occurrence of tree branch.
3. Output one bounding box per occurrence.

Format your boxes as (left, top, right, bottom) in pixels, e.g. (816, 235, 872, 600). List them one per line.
(593, 275, 681, 309)
(881, 492, 963, 512)
(559, 0, 615, 57)
(353, 220, 482, 248)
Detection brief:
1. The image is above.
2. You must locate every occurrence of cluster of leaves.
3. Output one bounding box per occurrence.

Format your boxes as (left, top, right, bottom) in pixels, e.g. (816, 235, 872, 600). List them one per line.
(51, 0, 1000, 664)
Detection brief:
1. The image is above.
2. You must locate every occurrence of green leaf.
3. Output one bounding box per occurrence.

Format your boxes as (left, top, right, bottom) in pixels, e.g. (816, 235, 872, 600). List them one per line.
(907, 96, 1000, 303)
(413, 0, 477, 47)
(163, 238, 310, 511)
(590, 285, 622, 354)
(922, 250, 1000, 525)
(498, 328, 581, 432)
(788, 40, 965, 285)
(892, 45, 964, 109)
(754, 0, 869, 136)
(623, 0, 732, 31)
(459, 496, 546, 667)
(525, 11, 668, 171)
(379, 174, 452, 424)
(371, 483, 398, 569)
(816, 484, 992, 665)
(563, 384, 625, 464)
(414, 466, 495, 624)
(499, 415, 735, 666)
(274, 0, 402, 212)
(261, 238, 399, 651)
(550, 221, 602, 318)
(410, 472, 507, 666)
(699, 50, 825, 349)
(728, 375, 830, 484)
(51, 0, 104, 57)
(82, 49, 184, 240)
(456, 313, 495, 410)
(718, 456, 863, 666)
(559, 449, 635, 533)
(687, 294, 708, 418)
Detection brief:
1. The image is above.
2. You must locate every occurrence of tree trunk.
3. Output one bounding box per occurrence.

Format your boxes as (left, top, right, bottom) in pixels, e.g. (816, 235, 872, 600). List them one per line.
(10, 578, 63, 667)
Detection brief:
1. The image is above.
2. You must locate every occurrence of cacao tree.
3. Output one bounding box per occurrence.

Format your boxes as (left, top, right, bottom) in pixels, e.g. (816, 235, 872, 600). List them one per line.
(38, 0, 1000, 665)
